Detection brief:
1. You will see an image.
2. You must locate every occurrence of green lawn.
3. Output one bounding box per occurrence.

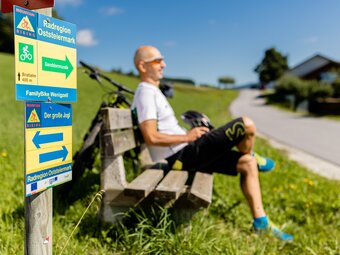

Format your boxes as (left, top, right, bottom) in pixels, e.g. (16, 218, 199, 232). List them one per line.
(0, 52, 339, 254)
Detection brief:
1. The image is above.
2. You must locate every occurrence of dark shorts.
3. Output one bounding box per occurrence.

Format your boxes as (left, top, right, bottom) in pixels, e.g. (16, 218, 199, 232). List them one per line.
(166, 117, 246, 176)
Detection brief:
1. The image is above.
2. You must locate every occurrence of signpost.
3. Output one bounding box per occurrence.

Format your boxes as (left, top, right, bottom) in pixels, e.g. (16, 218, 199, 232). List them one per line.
(25, 102, 72, 196)
(13, 4, 76, 193)
(14, 5, 77, 102)
(12, 5, 77, 254)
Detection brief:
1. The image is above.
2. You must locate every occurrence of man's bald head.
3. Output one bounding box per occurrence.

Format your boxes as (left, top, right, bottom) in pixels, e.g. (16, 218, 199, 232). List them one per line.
(134, 45, 163, 71)
(134, 45, 166, 85)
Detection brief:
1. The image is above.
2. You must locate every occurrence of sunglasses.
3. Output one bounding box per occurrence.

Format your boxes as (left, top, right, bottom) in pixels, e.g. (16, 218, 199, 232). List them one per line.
(144, 58, 164, 64)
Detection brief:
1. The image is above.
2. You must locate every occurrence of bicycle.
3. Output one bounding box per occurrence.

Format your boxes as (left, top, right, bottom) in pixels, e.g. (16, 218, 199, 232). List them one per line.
(58, 61, 135, 197)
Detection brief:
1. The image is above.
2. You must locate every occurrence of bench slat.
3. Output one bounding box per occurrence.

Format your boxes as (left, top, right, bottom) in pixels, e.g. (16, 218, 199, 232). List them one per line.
(188, 172, 213, 208)
(124, 169, 164, 197)
(112, 129, 136, 155)
(154, 170, 188, 200)
(101, 129, 137, 156)
(102, 108, 133, 131)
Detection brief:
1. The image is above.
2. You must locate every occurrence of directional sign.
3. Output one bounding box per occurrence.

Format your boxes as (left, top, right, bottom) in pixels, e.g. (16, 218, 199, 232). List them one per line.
(42, 56, 74, 78)
(14, 6, 77, 103)
(25, 102, 72, 196)
(39, 145, 68, 163)
(33, 131, 63, 148)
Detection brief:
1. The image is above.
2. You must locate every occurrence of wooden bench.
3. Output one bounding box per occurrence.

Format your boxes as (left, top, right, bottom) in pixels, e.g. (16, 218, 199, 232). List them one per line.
(99, 107, 214, 224)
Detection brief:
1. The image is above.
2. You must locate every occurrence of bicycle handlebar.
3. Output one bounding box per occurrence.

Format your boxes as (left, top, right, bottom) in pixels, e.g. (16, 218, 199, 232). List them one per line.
(79, 60, 134, 95)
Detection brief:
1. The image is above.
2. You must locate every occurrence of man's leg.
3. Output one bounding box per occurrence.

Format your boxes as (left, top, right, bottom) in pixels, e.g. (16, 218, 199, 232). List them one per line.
(237, 154, 265, 217)
(167, 116, 274, 172)
(166, 117, 293, 240)
(237, 151, 293, 241)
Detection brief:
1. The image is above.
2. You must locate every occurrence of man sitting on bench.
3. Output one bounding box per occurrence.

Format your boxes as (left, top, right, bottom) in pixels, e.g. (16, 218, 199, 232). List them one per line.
(131, 45, 293, 241)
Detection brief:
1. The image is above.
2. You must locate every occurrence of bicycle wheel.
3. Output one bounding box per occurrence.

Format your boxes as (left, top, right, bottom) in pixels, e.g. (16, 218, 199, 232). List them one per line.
(57, 114, 103, 198)
(72, 120, 102, 178)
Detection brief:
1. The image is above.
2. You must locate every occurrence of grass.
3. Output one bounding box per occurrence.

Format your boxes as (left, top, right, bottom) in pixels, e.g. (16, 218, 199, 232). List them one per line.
(0, 52, 340, 254)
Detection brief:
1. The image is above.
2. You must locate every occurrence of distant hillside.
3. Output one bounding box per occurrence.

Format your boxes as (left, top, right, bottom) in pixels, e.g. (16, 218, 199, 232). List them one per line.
(111, 67, 196, 86)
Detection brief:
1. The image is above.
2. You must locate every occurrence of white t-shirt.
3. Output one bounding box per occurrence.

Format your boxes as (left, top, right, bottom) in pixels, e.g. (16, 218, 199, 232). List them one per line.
(132, 82, 187, 162)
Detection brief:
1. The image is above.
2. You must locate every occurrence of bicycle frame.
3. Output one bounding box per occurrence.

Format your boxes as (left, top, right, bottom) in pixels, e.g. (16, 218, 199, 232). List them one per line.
(59, 61, 135, 197)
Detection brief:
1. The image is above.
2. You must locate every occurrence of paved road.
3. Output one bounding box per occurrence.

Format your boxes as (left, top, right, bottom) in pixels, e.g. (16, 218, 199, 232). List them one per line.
(230, 89, 340, 180)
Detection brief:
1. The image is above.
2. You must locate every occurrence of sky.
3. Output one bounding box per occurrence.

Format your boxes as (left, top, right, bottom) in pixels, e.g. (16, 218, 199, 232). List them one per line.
(54, 0, 340, 86)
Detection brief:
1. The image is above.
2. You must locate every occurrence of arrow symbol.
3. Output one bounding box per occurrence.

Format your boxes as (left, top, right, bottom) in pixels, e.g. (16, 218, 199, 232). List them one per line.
(42, 55, 74, 79)
(33, 131, 63, 149)
(39, 146, 68, 163)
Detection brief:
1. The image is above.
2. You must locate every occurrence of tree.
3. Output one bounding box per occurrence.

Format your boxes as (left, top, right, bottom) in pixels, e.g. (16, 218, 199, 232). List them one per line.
(254, 47, 289, 86)
(0, 13, 14, 54)
(218, 76, 235, 85)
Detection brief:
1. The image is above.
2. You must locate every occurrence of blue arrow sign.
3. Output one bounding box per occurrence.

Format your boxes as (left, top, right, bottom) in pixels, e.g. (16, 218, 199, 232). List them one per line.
(33, 131, 64, 149)
(39, 146, 68, 163)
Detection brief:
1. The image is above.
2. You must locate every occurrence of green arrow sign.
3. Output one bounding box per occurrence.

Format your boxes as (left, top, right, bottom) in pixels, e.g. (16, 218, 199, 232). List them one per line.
(42, 56, 74, 79)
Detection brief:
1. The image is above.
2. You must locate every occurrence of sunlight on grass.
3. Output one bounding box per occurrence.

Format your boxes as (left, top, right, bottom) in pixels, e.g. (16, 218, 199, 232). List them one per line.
(0, 53, 339, 254)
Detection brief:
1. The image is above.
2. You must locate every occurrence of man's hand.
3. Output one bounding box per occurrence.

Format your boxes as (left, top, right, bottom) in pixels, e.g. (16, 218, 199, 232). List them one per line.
(186, 127, 210, 142)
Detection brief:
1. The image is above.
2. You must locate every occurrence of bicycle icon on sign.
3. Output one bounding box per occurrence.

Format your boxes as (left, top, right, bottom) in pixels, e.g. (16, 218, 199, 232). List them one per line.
(21, 19, 30, 30)
(19, 44, 34, 64)
(20, 46, 33, 61)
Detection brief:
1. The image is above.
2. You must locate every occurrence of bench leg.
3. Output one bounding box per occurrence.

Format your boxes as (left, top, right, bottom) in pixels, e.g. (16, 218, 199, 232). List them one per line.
(100, 202, 131, 224)
(100, 190, 146, 225)
(171, 194, 208, 225)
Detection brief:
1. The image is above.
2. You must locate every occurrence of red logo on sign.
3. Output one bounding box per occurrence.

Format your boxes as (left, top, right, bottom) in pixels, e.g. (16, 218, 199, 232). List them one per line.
(1, 0, 55, 13)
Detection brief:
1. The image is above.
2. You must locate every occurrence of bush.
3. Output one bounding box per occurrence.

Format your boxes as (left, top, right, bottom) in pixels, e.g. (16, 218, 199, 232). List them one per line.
(275, 75, 336, 110)
(275, 75, 301, 96)
(309, 81, 334, 100)
(292, 80, 313, 110)
(275, 75, 311, 110)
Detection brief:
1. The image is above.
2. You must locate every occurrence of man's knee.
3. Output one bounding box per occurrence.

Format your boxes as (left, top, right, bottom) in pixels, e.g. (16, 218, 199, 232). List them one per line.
(242, 116, 256, 133)
(235, 116, 256, 154)
(237, 154, 257, 175)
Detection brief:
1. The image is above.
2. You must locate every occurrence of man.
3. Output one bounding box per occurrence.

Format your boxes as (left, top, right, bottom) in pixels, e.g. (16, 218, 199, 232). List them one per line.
(132, 45, 293, 241)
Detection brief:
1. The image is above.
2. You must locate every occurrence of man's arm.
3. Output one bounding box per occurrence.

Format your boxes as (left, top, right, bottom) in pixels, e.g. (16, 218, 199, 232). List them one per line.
(139, 119, 209, 146)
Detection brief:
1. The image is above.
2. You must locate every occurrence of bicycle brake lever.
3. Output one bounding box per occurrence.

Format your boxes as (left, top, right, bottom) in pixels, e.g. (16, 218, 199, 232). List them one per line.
(83, 69, 101, 82)
(89, 72, 100, 81)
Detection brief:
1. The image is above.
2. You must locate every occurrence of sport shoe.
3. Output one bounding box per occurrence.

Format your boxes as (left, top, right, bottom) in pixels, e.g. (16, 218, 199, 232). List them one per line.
(253, 218, 294, 241)
(253, 152, 275, 172)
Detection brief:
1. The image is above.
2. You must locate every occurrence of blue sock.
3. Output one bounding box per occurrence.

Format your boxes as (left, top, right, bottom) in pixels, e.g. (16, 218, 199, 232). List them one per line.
(253, 216, 293, 241)
(252, 152, 276, 172)
(253, 216, 269, 229)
